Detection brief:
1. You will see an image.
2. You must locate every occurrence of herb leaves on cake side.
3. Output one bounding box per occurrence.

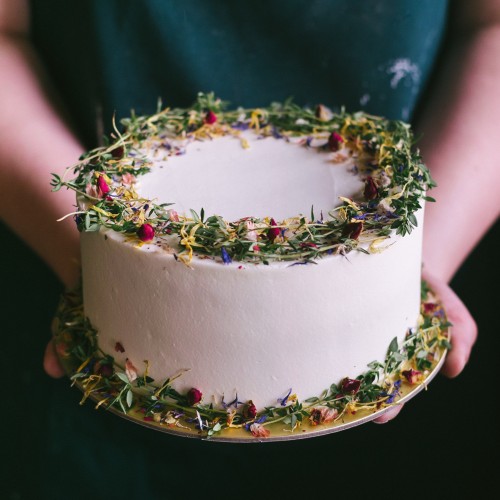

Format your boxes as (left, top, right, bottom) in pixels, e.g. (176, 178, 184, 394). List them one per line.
(52, 281, 451, 439)
(51, 93, 435, 266)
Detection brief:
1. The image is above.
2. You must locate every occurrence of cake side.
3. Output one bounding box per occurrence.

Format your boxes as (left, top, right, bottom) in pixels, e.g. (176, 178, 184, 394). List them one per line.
(81, 206, 423, 408)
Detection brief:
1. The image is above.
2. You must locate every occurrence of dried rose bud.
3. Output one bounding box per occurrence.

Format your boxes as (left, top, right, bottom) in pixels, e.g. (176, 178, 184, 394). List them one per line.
(343, 222, 363, 240)
(204, 110, 217, 124)
(137, 223, 155, 242)
(115, 342, 125, 353)
(244, 401, 257, 419)
(423, 302, 437, 314)
(340, 377, 361, 395)
(111, 145, 125, 159)
(363, 177, 378, 200)
(268, 218, 281, 242)
(328, 132, 344, 152)
(97, 175, 110, 197)
(186, 388, 202, 406)
(402, 369, 422, 385)
(309, 408, 322, 426)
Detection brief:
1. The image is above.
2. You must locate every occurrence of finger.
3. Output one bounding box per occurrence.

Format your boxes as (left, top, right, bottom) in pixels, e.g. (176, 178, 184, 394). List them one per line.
(423, 273, 477, 378)
(373, 404, 403, 424)
(43, 339, 66, 378)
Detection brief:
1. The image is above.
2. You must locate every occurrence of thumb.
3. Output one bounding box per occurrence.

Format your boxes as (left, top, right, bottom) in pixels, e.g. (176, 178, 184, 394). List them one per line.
(423, 272, 477, 378)
(43, 339, 66, 378)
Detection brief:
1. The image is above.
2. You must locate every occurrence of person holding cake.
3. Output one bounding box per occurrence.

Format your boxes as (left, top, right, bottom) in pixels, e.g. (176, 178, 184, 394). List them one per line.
(1, 0, 498, 497)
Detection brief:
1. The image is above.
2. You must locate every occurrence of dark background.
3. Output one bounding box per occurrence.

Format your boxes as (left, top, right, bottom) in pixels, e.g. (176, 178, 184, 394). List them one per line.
(1, 217, 498, 499)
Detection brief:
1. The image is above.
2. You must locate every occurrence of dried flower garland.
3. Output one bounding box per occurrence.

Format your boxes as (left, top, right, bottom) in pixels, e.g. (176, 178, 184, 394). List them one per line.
(51, 93, 435, 265)
(52, 282, 450, 439)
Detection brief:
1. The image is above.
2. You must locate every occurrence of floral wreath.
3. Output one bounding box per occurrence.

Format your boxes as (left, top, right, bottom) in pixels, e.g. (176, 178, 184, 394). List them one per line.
(52, 93, 435, 265)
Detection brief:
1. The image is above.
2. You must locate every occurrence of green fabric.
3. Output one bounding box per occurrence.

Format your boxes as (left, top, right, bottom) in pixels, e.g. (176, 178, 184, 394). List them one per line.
(31, 0, 448, 146)
(6, 1, 450, 497)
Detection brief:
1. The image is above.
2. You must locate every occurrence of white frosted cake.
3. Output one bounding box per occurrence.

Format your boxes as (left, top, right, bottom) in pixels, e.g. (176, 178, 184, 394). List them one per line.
(53, 94, 442, 438)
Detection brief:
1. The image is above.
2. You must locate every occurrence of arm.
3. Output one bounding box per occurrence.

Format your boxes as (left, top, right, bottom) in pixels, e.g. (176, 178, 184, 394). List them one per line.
(0, 0, 84, 377)
(419, 0, 500, 281)
(415, 0, 500, 377)
(375, 1, 500, 423)
(0, 0, 84, 288)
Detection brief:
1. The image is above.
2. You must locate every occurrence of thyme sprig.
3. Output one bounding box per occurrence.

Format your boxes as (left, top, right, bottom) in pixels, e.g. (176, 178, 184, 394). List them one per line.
(52, 92, 434, 264)
(53, 282, 450, 439)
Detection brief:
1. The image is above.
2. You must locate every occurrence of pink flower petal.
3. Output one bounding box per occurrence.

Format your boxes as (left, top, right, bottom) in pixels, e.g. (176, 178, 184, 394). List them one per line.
(125, 358, 138, 382)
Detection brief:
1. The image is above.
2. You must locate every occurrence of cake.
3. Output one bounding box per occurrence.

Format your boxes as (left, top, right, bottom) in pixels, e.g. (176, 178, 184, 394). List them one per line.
(52, 93, 450, 438)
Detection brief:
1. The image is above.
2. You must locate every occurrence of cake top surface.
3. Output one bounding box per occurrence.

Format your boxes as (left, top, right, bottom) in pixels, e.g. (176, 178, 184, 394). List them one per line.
(136, 131, 363, 222)
(53, 93, 434, 265)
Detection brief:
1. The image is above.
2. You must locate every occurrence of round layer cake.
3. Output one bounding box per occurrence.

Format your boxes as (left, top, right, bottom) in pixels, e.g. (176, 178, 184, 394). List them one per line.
(58, 94, 433, 416)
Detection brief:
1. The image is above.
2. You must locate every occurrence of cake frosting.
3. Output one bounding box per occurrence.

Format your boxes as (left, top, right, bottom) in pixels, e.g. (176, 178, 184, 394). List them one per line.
(53, 94, 440, 435)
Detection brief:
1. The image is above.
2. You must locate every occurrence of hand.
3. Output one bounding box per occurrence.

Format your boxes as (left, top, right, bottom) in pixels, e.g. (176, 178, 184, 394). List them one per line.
(374, 271, 477, 423)
(43, 338, 65, 378)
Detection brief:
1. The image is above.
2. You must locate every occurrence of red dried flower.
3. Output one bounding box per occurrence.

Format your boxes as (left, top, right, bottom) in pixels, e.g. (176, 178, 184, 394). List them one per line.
(340, 378, 361, 395)
(423, 302, 437, 314)
(402, 369, 422, 385)
(115, 342, 125, 353)
(244, 401, 257, 419)
(268, 218, 281, 242)
(363, 177, 378, 200)
(328, 132, 344, 152)
(343, 222, 363, 240)
(204, 110, 217, 124)
(137, 223, 155, 242)
(111, 145, 125, 159)
(97, 175, 110, 197)
(186, 388, 202, 406)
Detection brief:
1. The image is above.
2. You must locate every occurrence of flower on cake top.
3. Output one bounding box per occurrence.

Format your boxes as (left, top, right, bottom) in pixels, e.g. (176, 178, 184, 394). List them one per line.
(204, 110, 217, 124)
(96, 173, 111, 197)
(327, 131, 344, 152)
(137, 223, 155, 242)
